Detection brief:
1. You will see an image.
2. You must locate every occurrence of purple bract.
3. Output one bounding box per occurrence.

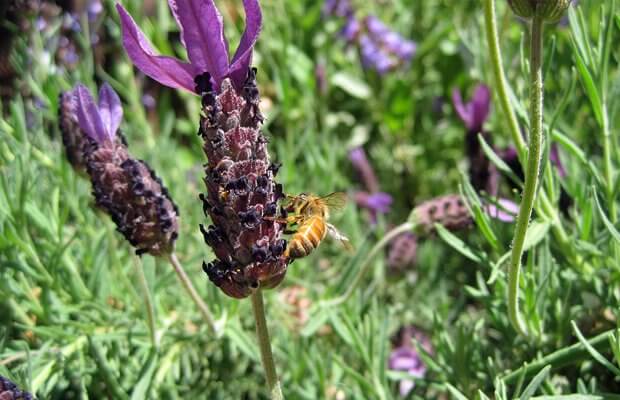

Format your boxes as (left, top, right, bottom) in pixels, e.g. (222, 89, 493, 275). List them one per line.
(116, 0, 262, 93)
(452, 84, 491, 134)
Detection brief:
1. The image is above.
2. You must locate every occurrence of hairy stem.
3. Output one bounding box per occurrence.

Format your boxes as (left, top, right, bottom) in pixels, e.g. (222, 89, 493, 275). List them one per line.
(323, 222, 415, 307)
(507, 13, 545, 337)
(168, 253, 219, 335)
(483, 0, 592, 275)
(251, 289, 284, 400)
(134, 259, 157, 347)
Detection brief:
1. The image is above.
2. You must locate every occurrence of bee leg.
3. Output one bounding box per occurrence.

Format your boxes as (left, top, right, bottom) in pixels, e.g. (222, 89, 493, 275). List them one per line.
(283, 229, 297, 235)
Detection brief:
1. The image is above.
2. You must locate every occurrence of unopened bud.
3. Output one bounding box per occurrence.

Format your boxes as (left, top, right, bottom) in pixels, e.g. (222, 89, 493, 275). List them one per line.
(508, 0, 571, 22)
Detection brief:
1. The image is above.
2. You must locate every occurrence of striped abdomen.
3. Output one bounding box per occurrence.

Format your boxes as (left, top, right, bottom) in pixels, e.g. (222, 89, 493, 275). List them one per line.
(286, 216, 327, 259)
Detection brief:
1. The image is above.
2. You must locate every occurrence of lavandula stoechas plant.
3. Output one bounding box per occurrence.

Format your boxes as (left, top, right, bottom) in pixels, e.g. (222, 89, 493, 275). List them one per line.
(60, 82, 218, 338)
(323, 1, 416, 74)
(117, 1, 284, 396)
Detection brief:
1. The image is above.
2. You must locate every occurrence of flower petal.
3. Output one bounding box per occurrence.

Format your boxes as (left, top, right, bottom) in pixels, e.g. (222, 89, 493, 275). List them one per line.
(74, 84, 107, 143)
(98, 82, 123, 140)
(167, 0, 186, 47)
(451, 89, 473, 130)
(116, 3, 198, 94)
(229, 0, 262, 90)
(471, 84, 491, 132)
(170, 0, 230, 89)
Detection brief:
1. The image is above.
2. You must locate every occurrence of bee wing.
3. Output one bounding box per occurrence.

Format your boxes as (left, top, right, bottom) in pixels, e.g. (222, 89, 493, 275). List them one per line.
(320, 192, 348, 212)
(326, 223, 354, 253)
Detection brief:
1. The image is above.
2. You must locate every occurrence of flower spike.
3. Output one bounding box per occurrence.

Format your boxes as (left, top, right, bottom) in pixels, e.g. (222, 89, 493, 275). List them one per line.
(117, 0, 262, 94)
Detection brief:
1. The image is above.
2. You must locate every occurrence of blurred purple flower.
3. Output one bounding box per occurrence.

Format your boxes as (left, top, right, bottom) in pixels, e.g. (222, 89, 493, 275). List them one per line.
(87, 0, 103, 22)
(340, 16, 361, 44)
(116, 0, 261, 94)
(315, 60, 327, 95)
(322, 0, 353, 18)
(364, 16, 416, 62)
(389, 326, 432, 397)
(484, 198, 519, 223)
(360, 34, 396, 74)
(349, 147, 380, 193)
(353, 191, 392, 222)
(550, 143, 566, 178)
(453, 84, 498, 194)
(389, 346, 426, 397)
(387, 231, 417, 272)
(141, 93, 156, 110)
(452, 84, 491, 134)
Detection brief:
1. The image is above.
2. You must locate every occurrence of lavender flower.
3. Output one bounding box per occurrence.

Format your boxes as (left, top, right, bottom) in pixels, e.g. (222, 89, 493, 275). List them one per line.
(0, 375, 35, 400)
(484, 198, 519, 223)
(452, 84, 490, 134)
(411, 194, 473, 235)
(389, 326, 432, 397)
(452, 84, 499, 194)
(323, 2, 416, 74)
(349, 147, 380, 193)
(117, 0, 286, 297)
(116, 0, 261, 94)
(322, 0, 353, 18)
(411, 194, 517, 235)
(62, 83, 179, 257)
(364, 16, 416, 61)
(353, 191, 392, 223)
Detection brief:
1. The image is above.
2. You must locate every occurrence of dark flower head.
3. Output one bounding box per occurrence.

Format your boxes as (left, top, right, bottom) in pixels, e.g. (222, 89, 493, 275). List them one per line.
(198, 70, 287, 298)
(0, 375, 35, 400)
(64, 83, 179, 257)
(508, 0, 571, 22)
(387, 231, 417, 272)
(452, 84, 491, 134)
(116, 0, 261, 93)
(411, 194, 516, 236)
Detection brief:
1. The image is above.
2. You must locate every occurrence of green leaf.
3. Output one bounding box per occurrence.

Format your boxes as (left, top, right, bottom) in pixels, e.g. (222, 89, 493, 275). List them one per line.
(571, 321, 620, 376)
(593, 189, 620, 243)
(331, 72, 371, 99)
(523, 220, 550, 251)
(435, 224, 484, 263)
(519, 365, 551, 400)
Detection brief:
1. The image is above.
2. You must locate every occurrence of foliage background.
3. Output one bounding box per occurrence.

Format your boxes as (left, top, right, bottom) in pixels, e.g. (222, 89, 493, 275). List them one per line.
(1, 0, 620, 398)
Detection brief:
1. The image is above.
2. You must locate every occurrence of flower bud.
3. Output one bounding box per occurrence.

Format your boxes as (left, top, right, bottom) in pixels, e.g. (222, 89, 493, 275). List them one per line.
(410, 195, 473, 236)
(508, 0, 571, 22)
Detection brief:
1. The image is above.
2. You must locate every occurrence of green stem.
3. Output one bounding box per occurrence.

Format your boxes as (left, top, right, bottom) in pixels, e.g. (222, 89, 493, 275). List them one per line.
(322, 222, 415, 307)
(251, 289, 284, 400)
(168, 253, 220, 335)
(134, 259, 158, 347)
(507, 13, 545, 337)
(483, 0, 526, 155)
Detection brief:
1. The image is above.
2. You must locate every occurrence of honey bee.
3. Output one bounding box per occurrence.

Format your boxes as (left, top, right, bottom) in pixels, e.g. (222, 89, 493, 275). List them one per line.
(277, 192, 353, 259)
